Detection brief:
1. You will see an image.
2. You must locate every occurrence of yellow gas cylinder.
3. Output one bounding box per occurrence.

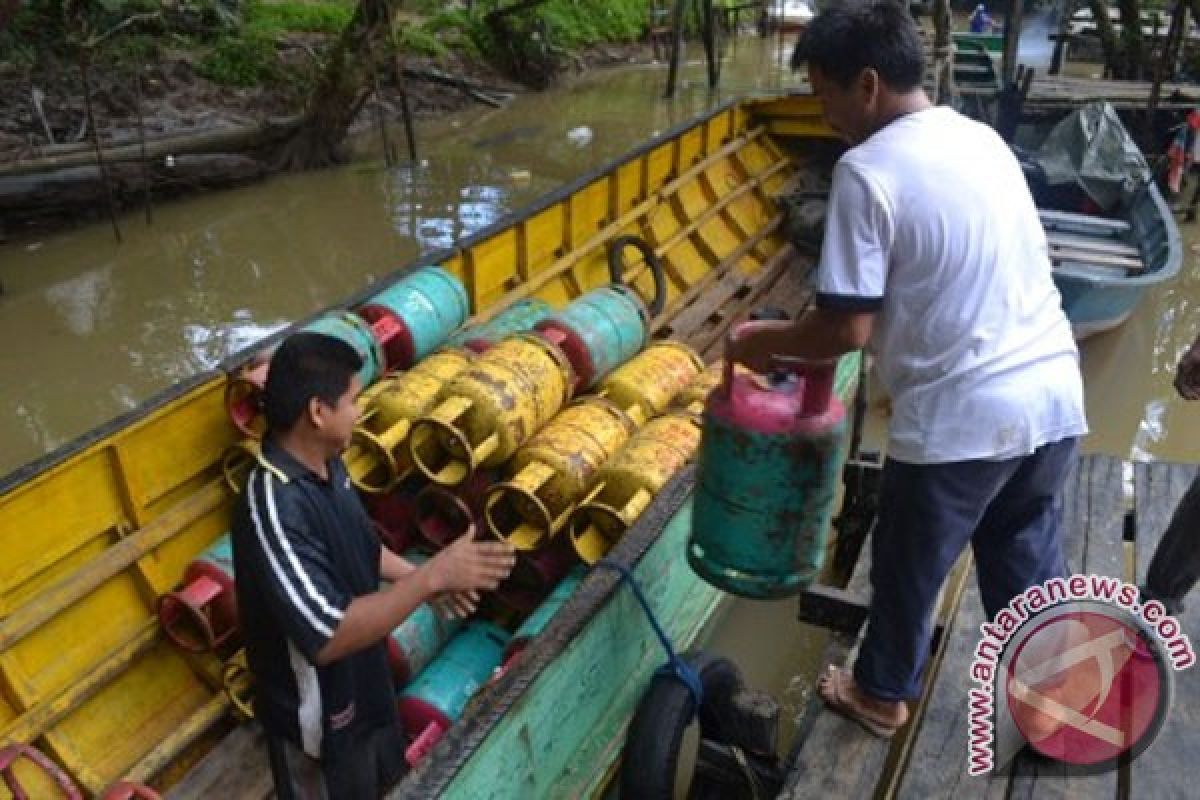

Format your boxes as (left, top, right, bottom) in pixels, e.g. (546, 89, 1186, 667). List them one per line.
(408, 335, 575, 486)
(345, 348, 474, 493)
(485, 397, 639, 550)
(596, 340, 704, 423)
(671, 361, 724, 413)
(221, 371, 398, 493)
(569, 410, 703, 564)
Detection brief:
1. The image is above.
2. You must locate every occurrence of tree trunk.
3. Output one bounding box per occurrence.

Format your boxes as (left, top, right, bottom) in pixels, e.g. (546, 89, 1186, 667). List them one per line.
(1116, 0, 1147, 77)
(1086, 0, 1122, 74)
(275, 0, 396, 170)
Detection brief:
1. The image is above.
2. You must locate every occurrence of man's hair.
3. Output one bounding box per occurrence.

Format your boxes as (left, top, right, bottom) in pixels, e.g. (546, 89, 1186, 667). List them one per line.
(792, 0, 925, 92)
(262, 332, 363, 434)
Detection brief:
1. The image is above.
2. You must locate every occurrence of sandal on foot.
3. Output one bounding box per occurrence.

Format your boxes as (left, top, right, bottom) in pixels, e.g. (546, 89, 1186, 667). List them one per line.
(817, 665, 905, 739)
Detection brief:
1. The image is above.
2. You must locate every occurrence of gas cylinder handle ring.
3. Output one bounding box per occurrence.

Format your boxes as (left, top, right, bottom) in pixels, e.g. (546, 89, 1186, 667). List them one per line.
(100, 781, 163, 800)
(156, 591, 221, 654)
(0, 743, 82, 799)
(607, 235, 667, 317)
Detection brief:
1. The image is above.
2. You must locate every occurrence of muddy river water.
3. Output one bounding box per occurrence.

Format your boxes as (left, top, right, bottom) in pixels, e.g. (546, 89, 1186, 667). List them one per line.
(1, 29, 1197, 782)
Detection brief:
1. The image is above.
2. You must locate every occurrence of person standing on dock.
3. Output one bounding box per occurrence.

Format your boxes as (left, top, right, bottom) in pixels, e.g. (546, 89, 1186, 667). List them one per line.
(231, 332, 515, 799)
(968, 3, 997, 33)
(728, 0, 1087, 737)
(1141, 330, 1200, 614)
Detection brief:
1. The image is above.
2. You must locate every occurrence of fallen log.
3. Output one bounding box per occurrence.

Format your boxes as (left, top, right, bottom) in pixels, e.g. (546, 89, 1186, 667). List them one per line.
(401, 66, 517, 99)
(0, 153, 269, 217)
(0, 117, 302, 179)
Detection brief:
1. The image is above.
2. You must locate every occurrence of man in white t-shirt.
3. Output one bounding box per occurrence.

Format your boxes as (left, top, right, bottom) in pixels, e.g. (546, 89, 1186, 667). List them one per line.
(729, 0, 1087, 737)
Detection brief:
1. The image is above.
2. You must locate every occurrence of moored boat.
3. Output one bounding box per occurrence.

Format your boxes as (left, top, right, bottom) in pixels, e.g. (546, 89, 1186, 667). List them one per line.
(0, 94, 862, 798)
(1039, 183, 1182, 339)
(1018, 103, 1184, 339)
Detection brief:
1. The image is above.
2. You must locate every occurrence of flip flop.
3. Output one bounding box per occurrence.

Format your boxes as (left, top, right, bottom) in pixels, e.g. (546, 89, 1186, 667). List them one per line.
(817, 665, 905, 739)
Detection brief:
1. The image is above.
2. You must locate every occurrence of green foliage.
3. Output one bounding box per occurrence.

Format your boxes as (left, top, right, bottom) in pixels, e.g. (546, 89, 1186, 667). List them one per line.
(197, 0, 355, 87)
(199, 28, 278, 85)
(398, 23, 450, 57)
(538, 0, 651, 47)
(246, 0, 354, 35)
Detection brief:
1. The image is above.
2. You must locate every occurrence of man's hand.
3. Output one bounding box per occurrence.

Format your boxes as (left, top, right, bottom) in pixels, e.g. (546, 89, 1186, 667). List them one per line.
(726, 319, 790, 375)
(433, 590, 481, 619)
(422, 531, 516, 595)
(1175, 335, 1200, 400)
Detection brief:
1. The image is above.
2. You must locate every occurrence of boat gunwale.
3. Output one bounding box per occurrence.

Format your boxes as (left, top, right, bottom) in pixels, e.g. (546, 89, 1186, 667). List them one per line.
(389, 464, 699, 798)
(0, 96, 748, 496)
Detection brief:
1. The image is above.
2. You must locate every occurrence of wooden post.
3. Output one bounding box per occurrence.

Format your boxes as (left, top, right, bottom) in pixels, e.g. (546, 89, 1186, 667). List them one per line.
(932, 0, 953, 104)
(1146, 0, 1188, 142)
(133, 57, 152, 225)
(702, 0, 720, 89)
(1050, 0, 1074, 74)
(1001, 0, 1026, 87)
(665, 0, 688, 98)
(398, 84, 418, 163)
(78, 52, 122, 244)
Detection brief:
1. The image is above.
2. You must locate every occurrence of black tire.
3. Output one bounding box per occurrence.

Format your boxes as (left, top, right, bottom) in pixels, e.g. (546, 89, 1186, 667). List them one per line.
(619, 650, 743, 800)
(608, 235, 667, 317)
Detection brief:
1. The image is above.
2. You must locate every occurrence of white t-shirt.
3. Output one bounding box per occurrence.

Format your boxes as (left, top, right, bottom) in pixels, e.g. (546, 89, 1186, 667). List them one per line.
(816, 106, 1088, 464)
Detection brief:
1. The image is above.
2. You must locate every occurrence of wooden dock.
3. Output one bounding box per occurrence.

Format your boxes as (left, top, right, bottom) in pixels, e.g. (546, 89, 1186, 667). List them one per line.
(959, 71, 1200, 115)
(783, 454, 1199, 799)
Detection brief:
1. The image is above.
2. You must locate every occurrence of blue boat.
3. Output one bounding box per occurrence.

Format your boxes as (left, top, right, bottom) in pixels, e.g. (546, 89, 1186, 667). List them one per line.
(1038, 182, 1183, 339)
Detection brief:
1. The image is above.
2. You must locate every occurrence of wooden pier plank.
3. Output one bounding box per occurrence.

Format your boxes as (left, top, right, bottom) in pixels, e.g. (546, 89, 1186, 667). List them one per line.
(895, 455, 1125, 800)
(1130, 461, 1200, 800)
(1004, 455, 1124, 800)
(165, 723, 272, 800)
(778, 528, 896, 800)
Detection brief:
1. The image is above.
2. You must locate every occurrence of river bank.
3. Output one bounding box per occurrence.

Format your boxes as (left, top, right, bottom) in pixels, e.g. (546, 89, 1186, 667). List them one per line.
(0, 1, 662, 240)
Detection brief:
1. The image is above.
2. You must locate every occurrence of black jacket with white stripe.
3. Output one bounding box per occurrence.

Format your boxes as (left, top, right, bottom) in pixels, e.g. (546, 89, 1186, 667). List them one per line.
(232, 438, 398, 761)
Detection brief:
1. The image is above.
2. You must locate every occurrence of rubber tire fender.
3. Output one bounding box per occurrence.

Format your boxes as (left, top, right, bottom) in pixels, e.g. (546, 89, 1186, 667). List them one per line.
(607, 235, 667, 317)
(619, 650, 743, 800)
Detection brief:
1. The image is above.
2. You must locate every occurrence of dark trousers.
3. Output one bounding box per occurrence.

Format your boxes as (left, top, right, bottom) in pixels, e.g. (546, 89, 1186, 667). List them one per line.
(266, 723, 406, 800)
(1143, 471, 1200, 615)
(853, 437, 1078, 701)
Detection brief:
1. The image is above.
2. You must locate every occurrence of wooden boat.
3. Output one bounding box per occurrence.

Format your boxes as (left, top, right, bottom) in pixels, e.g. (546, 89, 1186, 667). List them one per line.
(1021, 154, 1184, 340)
(0, 94, 861, 797)
(951, 31, 1003, 55)
(1039, 185, 1183, 339)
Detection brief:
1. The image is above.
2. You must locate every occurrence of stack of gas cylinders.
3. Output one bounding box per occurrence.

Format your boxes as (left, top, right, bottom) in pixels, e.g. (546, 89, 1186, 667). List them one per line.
(156, 263, 725, 765)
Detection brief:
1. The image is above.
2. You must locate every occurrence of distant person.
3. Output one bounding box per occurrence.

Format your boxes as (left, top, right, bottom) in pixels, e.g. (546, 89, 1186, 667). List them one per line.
(730, 0, 1087, 737)
(969, 3, 997, 33)
(1142, 329, 1200, 615)
(232, 332, 515, 798)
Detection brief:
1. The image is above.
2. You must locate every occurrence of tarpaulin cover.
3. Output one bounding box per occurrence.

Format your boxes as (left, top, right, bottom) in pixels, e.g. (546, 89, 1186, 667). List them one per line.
(1031, 101, 1150, 212)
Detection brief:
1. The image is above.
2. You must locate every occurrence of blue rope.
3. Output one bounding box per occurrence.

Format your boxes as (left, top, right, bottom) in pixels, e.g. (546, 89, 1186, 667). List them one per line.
(596, 558, 704, 712)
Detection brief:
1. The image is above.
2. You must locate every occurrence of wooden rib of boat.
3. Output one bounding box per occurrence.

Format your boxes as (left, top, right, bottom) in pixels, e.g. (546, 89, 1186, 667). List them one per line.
(0, 94, 861, 798)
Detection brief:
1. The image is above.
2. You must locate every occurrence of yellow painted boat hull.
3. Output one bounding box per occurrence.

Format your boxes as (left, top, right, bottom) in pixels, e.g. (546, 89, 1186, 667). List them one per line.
(0, 94, 834, 795)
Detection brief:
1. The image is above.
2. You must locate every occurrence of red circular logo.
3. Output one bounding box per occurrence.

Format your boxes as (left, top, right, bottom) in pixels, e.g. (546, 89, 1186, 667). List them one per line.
(1005, 607, 1168, 768)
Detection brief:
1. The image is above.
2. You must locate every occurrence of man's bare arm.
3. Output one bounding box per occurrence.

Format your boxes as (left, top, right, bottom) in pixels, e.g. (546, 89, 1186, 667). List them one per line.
(728, 308, 874, 374)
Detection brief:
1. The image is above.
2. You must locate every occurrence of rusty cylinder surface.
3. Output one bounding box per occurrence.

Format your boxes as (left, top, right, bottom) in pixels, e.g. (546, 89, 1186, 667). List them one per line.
(671, 362, 723, 413)
(598, 340, 704, 423)
(569, 411, 702, 564)
(484, 397, 638, 550)
(345, 348, 474, 493)
(408, 335, 575, 486)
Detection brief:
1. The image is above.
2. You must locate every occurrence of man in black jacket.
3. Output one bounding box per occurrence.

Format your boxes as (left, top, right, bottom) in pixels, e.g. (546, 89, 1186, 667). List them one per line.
(1142, 329, 1200, 614)
(232, 332, 514, 799)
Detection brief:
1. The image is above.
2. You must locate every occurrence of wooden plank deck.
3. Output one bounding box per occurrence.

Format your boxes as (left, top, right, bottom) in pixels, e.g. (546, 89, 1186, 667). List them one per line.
(780, 455, 1200, 799)
(960, 73, 1200, 112)
(1131, 461, 1200, 800)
